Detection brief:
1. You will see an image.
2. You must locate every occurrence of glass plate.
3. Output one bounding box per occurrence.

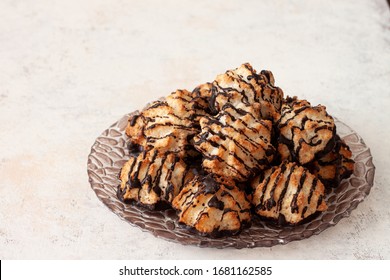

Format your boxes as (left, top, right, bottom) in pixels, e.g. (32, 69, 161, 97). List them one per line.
(87, 113, 375, 248)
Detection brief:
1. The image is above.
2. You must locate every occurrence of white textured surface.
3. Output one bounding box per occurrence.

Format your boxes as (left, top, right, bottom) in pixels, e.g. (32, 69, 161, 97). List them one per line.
(0, 0, 389, 259)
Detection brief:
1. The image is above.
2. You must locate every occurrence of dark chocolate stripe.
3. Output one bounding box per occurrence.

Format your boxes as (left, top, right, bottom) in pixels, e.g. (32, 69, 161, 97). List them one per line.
(180, 187, 198, 208)
(142, 149, 159, 193)
(151, 152, 169, 196)
(197, 127, 263, 176)
(145, 133, 176, 144)
(197, 114, 272, 170)
(307, 177, 318, 204)
(225, 70, 258, 100)
(256, 167, 275, 211)
(301, 206, 308, 218)
(129, 114, 140, 126)
(279, 106, 310, 129)
(164, 155, 180, 200)
(316, 194, 324, 209)
(276, 164, 295, 211)
(265, 163, 287, 210)
(202, 154, 249, 179)
(290, 168, 307, 213)
(145, 123, 196, 132)
(147, 101, 167, 109)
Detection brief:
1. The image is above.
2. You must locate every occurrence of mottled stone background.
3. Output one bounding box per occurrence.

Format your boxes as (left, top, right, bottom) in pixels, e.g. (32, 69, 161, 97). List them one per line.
(0, 0, 389, 259)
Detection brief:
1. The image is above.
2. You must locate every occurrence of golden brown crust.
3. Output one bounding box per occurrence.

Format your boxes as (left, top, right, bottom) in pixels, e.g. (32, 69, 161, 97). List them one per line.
(118, 149, 194, 208)
(166, 88, 211, 123)
(193, 105, 275, 182)
(210, 63, 283, 122)
(278, 96, 336, 165)
(307, 136, 355, 188)
(252, 162, 327, 225)
(125, 95, 199, 157)
(277, 142, 292, 162)
(191, 82, 213, 120)
(339, 140, 354, 179)
(172, 174, 251, 235)
(119, 63, 356, 236)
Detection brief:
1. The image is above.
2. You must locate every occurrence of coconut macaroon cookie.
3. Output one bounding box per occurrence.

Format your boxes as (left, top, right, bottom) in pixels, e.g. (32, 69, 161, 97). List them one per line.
(278, 96, 336, 165)
(307, 136, 355, 188)
(126, 89, 210, 157)
(172, 174, 251, 236)
(338, 140, 355, 180)
(210, 63, 283, 122)
(252, 162, 328, 225)
(166, 88, 211, 123)
(118, 149, 194, 209)
(193, 104, 275, 182)
(117, 63, 357, 237)
(190, 82, 213, 120)
(277, 134, 355, 188)
(125, 100, 195, 155)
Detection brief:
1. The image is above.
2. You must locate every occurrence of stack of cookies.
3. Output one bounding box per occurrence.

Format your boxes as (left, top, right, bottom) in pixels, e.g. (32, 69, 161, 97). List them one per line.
(117, 63, 354, 237)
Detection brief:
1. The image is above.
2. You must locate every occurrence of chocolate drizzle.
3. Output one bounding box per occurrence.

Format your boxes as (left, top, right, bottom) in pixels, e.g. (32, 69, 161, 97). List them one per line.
(194, 106, 275, 182)
(305, 135, 355, 189)
(290, 169, 307, 213)
(172, 174, 252, 236)
(202, 175, 220, 195)
(118, 63, 355, 238)
(278, 96, 336, 165)
(208, 196, 225, 210)
(125, 91, 205, 157)
(252, 162, 328, 224)
(277, 164, 295, 211)
(129, 114, 139, 126)
(211, 63, 283, 117)
(117, 149, 189, 208)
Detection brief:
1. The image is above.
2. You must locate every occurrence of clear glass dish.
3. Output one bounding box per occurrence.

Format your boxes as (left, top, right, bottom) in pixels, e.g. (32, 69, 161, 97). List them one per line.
(87, 113, 375, 248)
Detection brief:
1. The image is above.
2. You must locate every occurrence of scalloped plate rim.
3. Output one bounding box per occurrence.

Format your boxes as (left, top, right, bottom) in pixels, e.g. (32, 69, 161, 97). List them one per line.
(87, 114, 375, 249)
